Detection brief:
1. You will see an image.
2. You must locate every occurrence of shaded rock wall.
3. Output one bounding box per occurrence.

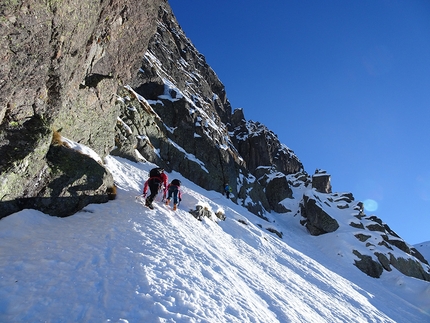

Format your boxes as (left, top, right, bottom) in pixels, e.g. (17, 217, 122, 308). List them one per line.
(231, 120, 303, 175)
(300, 193, 339, 235)
(114, 3, 303, 215)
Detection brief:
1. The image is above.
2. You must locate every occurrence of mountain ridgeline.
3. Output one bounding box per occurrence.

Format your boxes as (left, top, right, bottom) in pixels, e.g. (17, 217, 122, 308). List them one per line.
(1, 1, 429, 281)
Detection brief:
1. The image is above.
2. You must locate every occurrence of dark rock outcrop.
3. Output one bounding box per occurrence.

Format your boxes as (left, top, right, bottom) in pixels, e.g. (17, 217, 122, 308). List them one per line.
(312, 170, 332, 194)
(353, 250, 384, 278)
(231, 121, 303, 175)
(300, 193, 339, 235)
(255, 167, 293, 213)
(298, 187, 430, 281)
(351, 213, 430, 281)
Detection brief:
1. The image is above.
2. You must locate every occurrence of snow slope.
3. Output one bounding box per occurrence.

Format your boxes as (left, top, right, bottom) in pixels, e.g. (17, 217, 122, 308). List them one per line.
(1, 156, 429, 322)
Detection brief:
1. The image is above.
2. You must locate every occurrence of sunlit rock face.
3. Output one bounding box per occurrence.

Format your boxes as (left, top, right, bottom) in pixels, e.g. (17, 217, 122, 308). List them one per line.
(0, 0, 160, 217)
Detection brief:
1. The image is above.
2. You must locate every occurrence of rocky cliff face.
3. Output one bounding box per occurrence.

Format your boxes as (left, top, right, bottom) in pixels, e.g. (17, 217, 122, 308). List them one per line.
(0, 0, 160, 216)
(113, 3, 303, 216)
(1, 1, 429, 282)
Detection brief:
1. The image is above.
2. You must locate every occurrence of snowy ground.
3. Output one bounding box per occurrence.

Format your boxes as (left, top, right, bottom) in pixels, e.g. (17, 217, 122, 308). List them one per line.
(1, 155, 429, 322)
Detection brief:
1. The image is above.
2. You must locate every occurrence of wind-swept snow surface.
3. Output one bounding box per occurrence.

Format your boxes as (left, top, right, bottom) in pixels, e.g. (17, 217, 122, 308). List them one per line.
(1, 156, 429, 322)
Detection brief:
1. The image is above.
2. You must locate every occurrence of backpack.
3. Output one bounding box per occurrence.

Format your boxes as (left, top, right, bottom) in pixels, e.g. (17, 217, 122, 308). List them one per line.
(149, 167, 163, 178)
(171, 179, 181, 186)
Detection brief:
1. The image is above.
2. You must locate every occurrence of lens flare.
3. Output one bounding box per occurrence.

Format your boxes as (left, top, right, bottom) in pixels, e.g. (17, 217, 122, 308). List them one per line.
(363, 199, 378, 212)
(416, 173, 430, 201)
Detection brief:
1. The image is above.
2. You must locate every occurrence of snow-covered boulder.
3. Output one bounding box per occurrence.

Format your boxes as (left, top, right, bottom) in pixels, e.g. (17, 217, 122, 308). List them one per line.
(300, 192, 340, 235)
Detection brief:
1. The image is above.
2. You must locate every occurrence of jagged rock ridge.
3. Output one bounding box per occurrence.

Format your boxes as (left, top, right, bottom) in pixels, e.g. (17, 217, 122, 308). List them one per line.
(113, 4, 303, 216)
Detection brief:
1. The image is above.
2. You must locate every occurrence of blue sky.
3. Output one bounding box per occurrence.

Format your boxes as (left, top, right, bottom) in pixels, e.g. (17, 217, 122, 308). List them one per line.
(168, 0, 430, 244)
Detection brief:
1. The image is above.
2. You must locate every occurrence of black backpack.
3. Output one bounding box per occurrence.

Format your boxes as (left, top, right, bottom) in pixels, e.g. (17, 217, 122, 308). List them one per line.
(171, 179, 181, 186)
(149, 167, 163, 178)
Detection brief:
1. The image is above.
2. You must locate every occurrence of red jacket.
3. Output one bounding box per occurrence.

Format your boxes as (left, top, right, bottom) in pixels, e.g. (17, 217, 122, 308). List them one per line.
(143, 172, 168, 195)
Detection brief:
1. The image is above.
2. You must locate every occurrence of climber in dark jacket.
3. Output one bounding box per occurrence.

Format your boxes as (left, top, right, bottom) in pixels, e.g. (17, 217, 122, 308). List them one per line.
(143, 168, 168, 209)
(165, 179, 182, 211)
(224, 183, 232, 199)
